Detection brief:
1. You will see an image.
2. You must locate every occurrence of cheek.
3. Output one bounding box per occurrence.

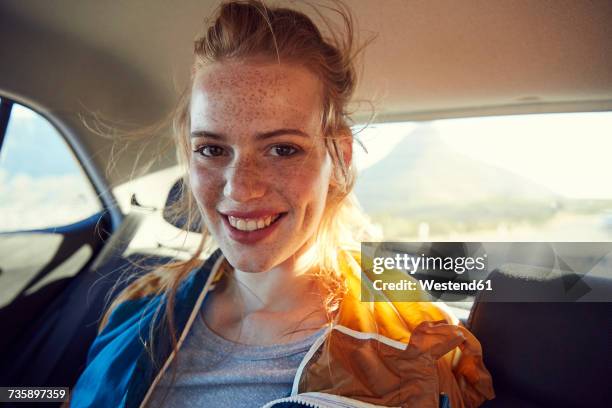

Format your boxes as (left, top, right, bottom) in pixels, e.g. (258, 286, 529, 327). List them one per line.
(288, 157, 332, 215)
(189, 163, 221, 211)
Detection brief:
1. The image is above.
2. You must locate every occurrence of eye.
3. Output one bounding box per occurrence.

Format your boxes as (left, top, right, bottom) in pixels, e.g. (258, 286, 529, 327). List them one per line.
(193, 145, 227, 157)
(269, 144, 300, 157)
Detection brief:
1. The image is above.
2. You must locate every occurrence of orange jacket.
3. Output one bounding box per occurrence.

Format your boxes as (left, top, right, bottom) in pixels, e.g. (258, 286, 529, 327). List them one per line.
(290, 249, 495, 408)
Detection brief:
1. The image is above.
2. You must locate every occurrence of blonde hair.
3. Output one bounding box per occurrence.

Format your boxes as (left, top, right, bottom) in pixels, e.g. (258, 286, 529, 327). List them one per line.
(101, 0, 376, 369)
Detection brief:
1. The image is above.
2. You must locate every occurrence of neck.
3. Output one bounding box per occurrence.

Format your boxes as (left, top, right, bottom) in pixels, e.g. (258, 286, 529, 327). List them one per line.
(227, 242, 322, 314)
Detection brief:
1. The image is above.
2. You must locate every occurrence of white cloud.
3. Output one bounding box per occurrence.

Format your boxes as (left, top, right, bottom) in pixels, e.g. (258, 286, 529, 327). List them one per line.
(0, 169, 101, 232)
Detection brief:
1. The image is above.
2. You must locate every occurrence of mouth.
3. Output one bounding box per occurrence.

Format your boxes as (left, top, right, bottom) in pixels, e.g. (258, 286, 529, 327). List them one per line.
(227, 213, 283, 232)
(219, 211, 287, 244)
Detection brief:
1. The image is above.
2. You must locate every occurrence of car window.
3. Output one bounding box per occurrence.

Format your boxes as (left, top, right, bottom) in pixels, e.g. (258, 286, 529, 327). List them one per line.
(0, 101, 102, 232)
(353, 112, 612, 242)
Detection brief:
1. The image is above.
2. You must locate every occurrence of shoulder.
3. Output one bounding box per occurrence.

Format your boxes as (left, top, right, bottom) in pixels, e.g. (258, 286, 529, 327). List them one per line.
(91, 289, 166, 358)
(100, 249, 224, 333)
(70, 293, 162, 408)
(70, 253, 223, 407)
(93, 248, 225, 345)
(336, 247, 457, 338)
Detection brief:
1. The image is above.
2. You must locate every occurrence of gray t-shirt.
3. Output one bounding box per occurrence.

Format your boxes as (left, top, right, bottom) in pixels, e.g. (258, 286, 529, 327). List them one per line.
(148, 304, 326, 408)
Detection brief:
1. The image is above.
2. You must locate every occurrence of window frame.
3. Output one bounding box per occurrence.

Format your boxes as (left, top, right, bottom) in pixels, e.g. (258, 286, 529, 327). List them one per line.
(0, 93, 123, 232)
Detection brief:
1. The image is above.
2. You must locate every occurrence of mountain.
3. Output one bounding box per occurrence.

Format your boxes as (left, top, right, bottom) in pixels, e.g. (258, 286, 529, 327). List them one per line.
(353, 123, 559, 217)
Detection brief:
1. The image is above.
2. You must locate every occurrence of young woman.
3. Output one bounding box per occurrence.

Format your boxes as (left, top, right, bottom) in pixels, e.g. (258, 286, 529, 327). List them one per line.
(70, 1, 494, 407)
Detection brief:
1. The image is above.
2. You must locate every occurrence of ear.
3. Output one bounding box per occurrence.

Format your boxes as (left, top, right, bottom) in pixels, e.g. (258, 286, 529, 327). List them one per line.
(329, 134, 353, 192)
(338, 133, 353, 170)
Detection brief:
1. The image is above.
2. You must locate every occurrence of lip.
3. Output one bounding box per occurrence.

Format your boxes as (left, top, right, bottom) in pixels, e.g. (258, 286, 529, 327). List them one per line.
(220, 209, 283, 219)
(219, 211, 286, 245)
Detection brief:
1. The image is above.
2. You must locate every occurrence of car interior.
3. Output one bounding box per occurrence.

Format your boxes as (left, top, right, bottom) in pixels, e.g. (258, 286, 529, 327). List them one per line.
(1, 1, 611, 407)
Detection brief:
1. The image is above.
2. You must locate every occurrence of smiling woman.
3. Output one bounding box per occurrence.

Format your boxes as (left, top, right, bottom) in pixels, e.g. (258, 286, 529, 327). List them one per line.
(189, 61, 336, 274)
(69, 1, 493, 408)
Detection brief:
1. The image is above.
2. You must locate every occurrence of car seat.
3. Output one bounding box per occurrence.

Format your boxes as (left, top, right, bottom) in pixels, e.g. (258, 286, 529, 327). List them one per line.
(468, 266, 612, 407)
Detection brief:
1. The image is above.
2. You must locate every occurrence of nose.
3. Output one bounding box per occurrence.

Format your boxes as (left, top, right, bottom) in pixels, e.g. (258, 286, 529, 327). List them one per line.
(223, 156, 267, 202)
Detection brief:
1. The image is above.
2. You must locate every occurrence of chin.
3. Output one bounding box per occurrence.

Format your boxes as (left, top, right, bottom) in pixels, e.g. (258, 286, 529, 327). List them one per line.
(222, 250, 278, 273)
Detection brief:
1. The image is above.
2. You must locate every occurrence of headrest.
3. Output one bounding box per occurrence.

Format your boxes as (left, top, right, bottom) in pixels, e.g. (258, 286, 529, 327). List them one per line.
(162, 178, 202, 231)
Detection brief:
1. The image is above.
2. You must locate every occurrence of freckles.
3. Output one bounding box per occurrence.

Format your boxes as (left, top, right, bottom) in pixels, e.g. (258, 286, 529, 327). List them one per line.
(198, 64, 315, 130)
(190, 165, 223, 204)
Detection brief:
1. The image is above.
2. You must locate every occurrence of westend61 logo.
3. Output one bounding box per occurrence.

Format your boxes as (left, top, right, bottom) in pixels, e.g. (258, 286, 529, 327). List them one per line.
(360, 242, 612, 303)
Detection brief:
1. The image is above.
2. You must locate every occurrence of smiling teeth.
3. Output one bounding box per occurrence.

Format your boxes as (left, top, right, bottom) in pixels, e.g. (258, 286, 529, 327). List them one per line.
(228, 214, 280, 231)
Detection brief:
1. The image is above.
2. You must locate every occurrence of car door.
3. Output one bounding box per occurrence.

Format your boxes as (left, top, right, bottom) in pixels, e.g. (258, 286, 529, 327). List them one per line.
(0, 97, 113, 386)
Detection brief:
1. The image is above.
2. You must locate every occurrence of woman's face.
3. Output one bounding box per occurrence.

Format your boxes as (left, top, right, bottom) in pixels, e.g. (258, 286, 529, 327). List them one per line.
(189, 60, 333, 273)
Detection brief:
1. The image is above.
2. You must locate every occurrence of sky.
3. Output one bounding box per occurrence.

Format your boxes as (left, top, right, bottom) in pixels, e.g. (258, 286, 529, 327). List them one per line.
(353, 112, 612, 200)
(0, 104, 100, 231)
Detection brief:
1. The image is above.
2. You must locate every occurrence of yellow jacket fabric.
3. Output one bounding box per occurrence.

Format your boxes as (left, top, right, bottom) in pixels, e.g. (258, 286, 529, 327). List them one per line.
(295, 249, 495, 408)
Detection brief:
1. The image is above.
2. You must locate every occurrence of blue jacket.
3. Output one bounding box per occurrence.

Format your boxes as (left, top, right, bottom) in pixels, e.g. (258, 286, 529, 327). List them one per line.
(70, 249, 493, 408)
(71, 252, 224, 408)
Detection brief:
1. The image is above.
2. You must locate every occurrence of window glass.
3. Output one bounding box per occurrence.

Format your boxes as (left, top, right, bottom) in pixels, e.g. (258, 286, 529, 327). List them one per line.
(0, 103, 102, 232)
(353, 112, 612, 241)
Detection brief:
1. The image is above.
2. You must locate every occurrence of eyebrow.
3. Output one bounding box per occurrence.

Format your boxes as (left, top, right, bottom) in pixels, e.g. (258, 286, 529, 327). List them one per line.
(190, 128, 311, 140)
